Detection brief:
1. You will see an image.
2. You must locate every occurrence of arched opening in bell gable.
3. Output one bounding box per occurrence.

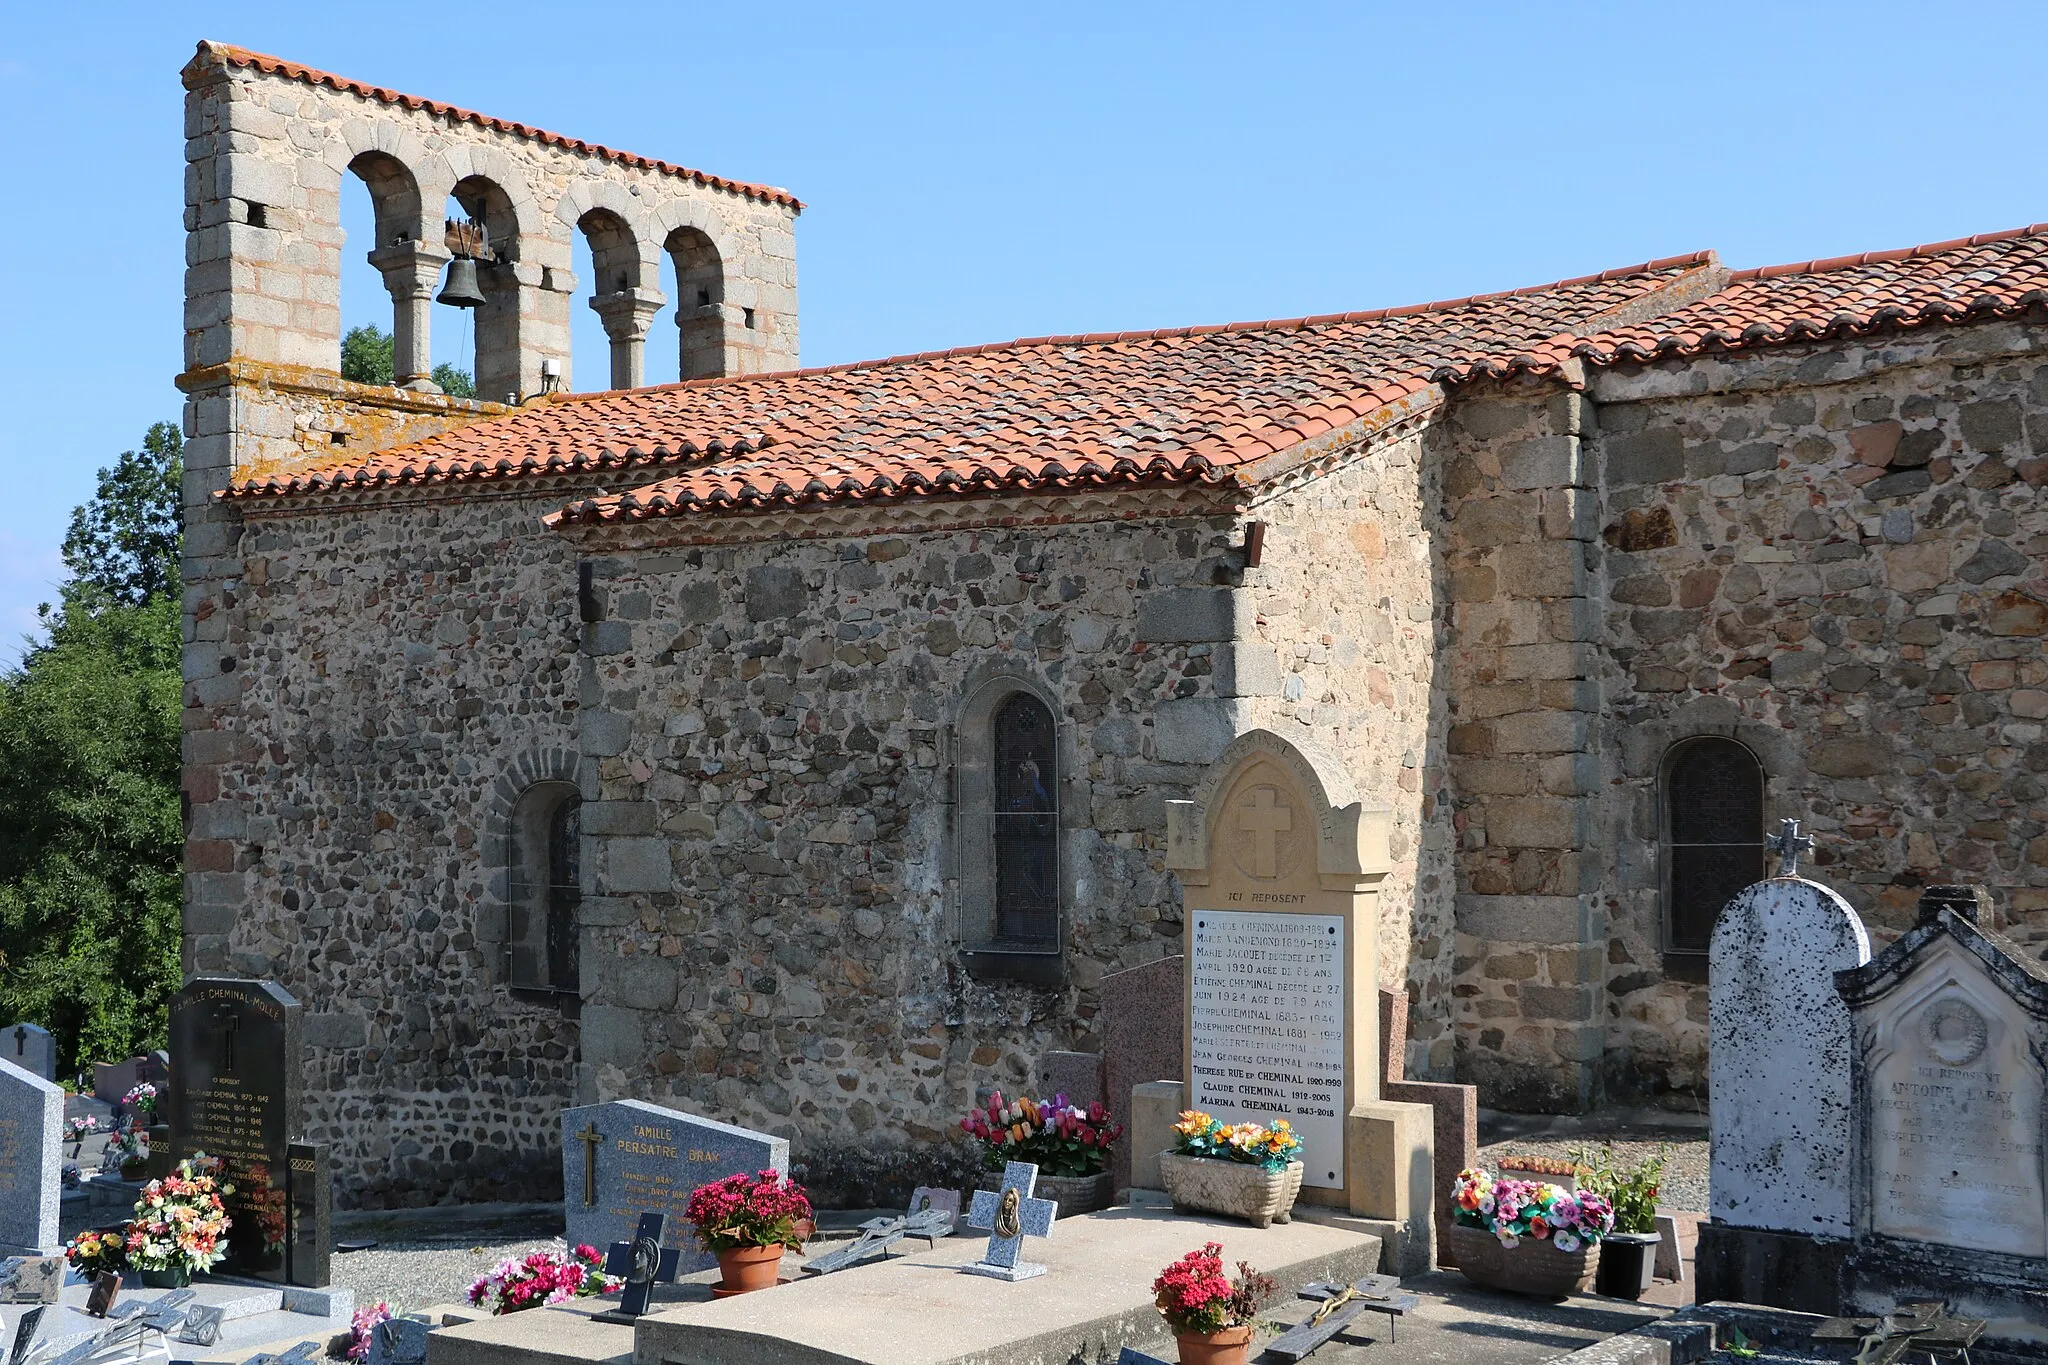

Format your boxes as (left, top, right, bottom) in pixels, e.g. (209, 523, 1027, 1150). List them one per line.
(666, 227, 727, 380)
(439, 177, 522, 402)
(575, 208, 652, 391)
(338, 151, 427, 391)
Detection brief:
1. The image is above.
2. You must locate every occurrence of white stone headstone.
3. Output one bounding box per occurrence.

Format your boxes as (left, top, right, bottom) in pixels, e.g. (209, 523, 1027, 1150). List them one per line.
(0, 1055, 63, 1254)
(1708, 876, 1870, 1234)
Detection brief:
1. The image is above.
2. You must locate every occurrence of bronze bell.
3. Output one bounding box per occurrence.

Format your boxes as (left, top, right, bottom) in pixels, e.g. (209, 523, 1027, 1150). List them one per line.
(436, 256, 486, 309)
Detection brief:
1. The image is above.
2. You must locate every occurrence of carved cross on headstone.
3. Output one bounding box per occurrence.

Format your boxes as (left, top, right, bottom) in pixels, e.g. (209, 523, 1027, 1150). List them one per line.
(1237, 786, 1292, 878)
(963, 1161, 1057, 1281)
(10, 1027, 23, 1060)
(1767, 817, 1815, 878)
(593, 1211, 681, 1322)
(209, 1002, 240, 1073)
(573, 1121, 605, 1206)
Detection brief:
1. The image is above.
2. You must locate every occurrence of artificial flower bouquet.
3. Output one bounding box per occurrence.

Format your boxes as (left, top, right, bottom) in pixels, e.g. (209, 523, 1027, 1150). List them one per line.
(66, 1115, 101, 1143)
(64, 1227, 127, 1276)
(1170, 1111, 1303, 1171)
(1152, 1242, 1278, 1336)
(122, 1082, 159, 1120)
(466, 1244, 616, 1315)
(102, 1126, 149, 1173)
(685, 1169, 814, 1253)
(346, 1301, 393, 1359)
(125, 1159, 235, 1273)
(1451, 1166, 1614, 1252)
(959, 1091, 1125, 1176)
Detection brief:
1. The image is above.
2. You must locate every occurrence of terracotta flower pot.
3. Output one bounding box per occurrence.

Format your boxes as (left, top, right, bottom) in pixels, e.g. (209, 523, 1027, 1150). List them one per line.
(1175, 1323, 1252, 1365)
(1445, 1224, 1598, 1297)
(1156, 1153, 1303, 1229)
(714, 1243, 786, 1293)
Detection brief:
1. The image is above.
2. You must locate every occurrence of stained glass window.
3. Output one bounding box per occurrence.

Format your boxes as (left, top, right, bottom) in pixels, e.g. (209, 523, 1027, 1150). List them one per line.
(992, 693, 1059, 948)
(1666, 739, 1764, 954)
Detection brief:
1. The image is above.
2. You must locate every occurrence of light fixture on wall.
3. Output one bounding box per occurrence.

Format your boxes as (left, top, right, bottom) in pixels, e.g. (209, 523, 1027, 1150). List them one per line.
(540, 357, 562, 396)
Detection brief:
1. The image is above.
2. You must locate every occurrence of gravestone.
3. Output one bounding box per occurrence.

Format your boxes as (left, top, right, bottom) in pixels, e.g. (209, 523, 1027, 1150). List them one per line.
(1834, 884, 2048, 1344)
(90, 1060, 141, 1105)
(1101, 956, 1183, 1193)
(2, 1027, 53, 1084)
(1164, 730, 1432, 1251)
(0, 1057, 62, 1256)
(166, 978, 304, 1284)
(1034, 1052, 1103, 1110)
(963, 1161, 1056, 1281)
(1377, 987, 1479, 1270)
(561, 1099, 787, 1276)
(1697, 870, 1871, 1312)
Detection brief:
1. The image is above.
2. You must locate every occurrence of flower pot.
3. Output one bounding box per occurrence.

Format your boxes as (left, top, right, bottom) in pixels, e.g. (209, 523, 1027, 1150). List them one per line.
(1032, 1170, 1114, 1215)
(1445, 1224, 1599, 1298)
(1174, 1323, 1252, 1365)
(714, 1244, 786, 1294)
(119, 1159, 147, 1181)
(139, 1266, 191, 1289)
(1156, 1153, 1303, 1229)
(1593, 1231, 1660, 1299)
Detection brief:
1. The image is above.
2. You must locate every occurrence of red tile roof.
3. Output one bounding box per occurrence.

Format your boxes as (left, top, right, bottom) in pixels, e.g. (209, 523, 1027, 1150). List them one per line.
(1532, 223, 2048, 373)
(224, 253, 1716, 517)
(187, 42, 801, 211)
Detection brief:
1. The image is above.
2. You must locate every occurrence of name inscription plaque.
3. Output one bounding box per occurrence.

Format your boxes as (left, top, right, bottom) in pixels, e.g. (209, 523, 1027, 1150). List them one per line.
(1189, 910, 1345, 1189)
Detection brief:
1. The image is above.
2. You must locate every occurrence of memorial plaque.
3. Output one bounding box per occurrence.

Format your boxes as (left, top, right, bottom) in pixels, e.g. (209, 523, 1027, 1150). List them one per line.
(0, 1057, 62, 1255)
(1189, 911, 1346, 1189)
(561, 1099, 787, 1276)
(1165, 730, 1395, 1210)
(167, 979, 303, 1282)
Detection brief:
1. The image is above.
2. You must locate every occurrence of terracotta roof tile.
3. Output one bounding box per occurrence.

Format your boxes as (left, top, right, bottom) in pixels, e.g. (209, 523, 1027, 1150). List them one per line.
(188, 42, 801, 211)
(227, 254, 1717, 521)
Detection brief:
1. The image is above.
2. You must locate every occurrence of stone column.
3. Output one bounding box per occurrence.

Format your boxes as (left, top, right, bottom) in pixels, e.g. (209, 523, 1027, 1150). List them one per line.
(366, 242, 451, 390)
(589, 288, 666, 391)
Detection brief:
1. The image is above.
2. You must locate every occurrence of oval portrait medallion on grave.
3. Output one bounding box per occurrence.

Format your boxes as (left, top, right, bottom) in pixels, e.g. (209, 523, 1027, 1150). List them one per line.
(1227, 782, 1307, 881)
(1921, 997, 1988, 1068)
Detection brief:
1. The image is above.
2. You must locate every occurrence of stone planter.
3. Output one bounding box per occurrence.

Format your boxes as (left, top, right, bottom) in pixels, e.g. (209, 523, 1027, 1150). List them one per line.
(1592, 1231, 1660, 1299)
(1445, 1225, 1598, 1298)
(1156, 1153, 1303, 1229)
(1174, 1323, 1253, 1365)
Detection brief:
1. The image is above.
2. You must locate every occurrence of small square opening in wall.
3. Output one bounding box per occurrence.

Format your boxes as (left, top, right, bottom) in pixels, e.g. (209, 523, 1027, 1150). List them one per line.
(743, 308, 757, 330)
(697, 288, 712, 307)
(244, 201, 268, 228)
(329, 431, 347, 446)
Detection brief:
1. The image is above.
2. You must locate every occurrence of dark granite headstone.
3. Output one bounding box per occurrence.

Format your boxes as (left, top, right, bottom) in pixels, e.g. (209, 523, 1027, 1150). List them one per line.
(3, 1027, 54, 1083)
(561, 1099, 787, 1276)
(167, 979, 302, 1283)
(286, 1141, 331, 1288)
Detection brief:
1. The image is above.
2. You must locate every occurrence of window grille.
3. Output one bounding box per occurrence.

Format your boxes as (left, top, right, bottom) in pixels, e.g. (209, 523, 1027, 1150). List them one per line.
(991, 693, 1059, 949)
(546, 797, 581, 989)
(1665, 739, 1764, 954)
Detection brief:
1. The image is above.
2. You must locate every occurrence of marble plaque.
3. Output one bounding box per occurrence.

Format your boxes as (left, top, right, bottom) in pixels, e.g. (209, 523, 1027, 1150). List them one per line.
(1863, 938, 2045, 1257)
(0, 1057, 62, 1254)
(1189, 910, 1346, 1189)
(561, 1099, 787, 1276)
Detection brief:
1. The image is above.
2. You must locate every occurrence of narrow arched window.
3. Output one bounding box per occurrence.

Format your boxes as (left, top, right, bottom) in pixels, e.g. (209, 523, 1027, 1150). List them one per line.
(991, 693, 1059, 948)
(509, 782, 581, 993)
(1665, 739, 1764, 955)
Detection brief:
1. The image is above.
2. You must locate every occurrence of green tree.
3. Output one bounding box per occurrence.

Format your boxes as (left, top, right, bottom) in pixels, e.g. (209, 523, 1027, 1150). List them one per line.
(433, 363, 477, 399)
(0, 426, 186, 1075)
(341, 324, 395, 385)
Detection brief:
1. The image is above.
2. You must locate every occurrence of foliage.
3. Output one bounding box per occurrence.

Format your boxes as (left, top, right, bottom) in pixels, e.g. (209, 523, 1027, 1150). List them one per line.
(1570, 1143, 1669, 1235)
(467, 1245, 616, 1314)
(341, 323, 475, 396)
(1152, 1242, 1277, 1336)
(124, 1157, 234, 1272)
(1170, 1111, 1302, 1171)
(1451, 1167, 1614, 1252)
(960, 1091, 1123, 1176)
(685, 1169, 813, 1253)
(64, 1227, 127, 1275)
(59, 422, 182, 608)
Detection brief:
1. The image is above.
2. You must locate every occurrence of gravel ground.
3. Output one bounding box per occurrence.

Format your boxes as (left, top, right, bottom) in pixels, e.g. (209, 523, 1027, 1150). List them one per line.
(326, 1238, 567, 1317)
(1475, 1130, 1709, 1212)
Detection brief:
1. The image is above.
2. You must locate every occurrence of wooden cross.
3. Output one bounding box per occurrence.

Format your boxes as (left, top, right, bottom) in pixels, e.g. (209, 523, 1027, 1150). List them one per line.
(593, 1212, 681, 1321)
(1767, 817, 1815, 878)
(963, 1161, 1057, 1281)
(1237, 786, 1292, 878)
(573, 1122, 605, 1206)
(803, 1206, 953, 1275)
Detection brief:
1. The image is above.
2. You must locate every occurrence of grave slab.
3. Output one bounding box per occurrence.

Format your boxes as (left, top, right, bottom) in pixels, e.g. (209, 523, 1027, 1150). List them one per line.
(0, 1056, 63, 1255)
(0, 1272, 351, 1365)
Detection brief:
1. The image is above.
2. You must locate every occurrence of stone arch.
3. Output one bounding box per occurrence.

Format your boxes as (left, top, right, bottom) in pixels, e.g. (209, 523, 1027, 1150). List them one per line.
(1659, 735, 1766, 957)
(1171, 729, 1387, 887)
(554, 182, 663, 282)
(652, 201, 740, 380)
(485, 748, 587, 998)
(566, 191, 666, 391)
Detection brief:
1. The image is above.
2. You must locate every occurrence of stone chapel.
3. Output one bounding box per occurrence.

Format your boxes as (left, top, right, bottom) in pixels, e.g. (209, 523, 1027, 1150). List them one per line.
(177, 41, 2048, 1205)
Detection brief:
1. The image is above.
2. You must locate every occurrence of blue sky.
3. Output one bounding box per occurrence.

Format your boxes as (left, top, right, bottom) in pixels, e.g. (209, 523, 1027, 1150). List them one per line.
(4, 1, 2047, 664)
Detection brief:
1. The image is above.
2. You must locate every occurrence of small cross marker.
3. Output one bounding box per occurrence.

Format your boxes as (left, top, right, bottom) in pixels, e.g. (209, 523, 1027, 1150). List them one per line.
(591, 1211, 681, 1322)
(573, 1122, 605, 1206)
(1767, 818, 1815, 878)
(964, 1161, 1058, 1281)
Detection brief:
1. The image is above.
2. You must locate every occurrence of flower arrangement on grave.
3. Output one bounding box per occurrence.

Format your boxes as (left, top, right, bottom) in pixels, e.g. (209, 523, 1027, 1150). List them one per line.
(1170, 1111, 1303, 1171)
(466, 1244, 616, 1315)
(1152, 1242, 1278, 1365)
(686, 1169, 814, 1294)
(959, 1091, 1125, 1176)
(64, 1227, 128, 1276)
(1451, 1167, 1613, 1252)
(103, 1125, 149, 1177)
(239, 1159, 290, 1250)
(121, 1081, 159, 1121)
(1495, 1154, 1584, 1181)
(67, 1115, 101, 1143)
(123, 1158, 235, 1285)
(346, 1301, 393, 1359)
(1569, 1143, 1668, 1236)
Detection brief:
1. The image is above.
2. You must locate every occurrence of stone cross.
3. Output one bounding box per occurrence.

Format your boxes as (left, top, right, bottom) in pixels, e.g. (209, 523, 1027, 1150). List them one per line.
(595, 1211, 681, 1321)
(573, 1121, 605, 1206)
(963, 1161, 1057, 1281)
(1766, 818, 1814, 878)
(1237, 786, 1292, 878)
(208, 1003, 241, 1073)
